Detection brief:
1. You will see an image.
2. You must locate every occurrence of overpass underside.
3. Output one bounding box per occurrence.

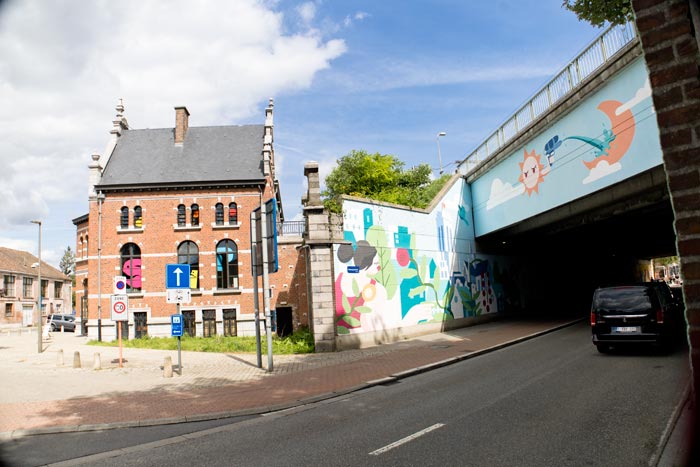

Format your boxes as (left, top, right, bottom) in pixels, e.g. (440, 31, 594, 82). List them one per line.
(475, 165, 676, 317)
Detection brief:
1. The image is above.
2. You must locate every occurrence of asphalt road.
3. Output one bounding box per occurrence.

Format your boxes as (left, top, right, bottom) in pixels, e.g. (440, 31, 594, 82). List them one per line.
(2, 322, 690, 466)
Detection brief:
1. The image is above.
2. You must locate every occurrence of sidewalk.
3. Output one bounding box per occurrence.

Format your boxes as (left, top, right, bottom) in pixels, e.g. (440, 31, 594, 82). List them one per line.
(0, 317, 693, 467)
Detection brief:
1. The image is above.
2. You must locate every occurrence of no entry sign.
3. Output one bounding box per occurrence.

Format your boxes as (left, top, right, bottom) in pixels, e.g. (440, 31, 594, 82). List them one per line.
(111, 294, 129, 321)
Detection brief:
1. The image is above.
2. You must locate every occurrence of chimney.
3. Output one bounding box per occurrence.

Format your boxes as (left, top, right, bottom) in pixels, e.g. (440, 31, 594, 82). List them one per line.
(174, 106, 190, 144)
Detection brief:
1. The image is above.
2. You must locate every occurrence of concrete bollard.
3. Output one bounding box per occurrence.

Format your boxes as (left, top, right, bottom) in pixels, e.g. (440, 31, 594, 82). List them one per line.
(73, 351, 81, 369)
(56, 349, 64, 367)
(163, 356, 173, 378)
(93, 353, 102, 370)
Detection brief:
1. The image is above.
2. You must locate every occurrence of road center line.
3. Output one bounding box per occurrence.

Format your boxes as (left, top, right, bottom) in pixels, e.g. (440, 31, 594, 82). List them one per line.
(369, 423, 445, 456)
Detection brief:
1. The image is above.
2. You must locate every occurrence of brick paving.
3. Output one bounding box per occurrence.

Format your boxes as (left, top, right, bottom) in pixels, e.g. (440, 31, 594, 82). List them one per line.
(0, 319, 578, 438)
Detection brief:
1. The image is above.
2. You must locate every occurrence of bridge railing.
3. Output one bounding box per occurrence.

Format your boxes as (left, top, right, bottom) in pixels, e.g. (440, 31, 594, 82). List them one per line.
(458, 22, 637, 175)
(277, 220, 305, 237)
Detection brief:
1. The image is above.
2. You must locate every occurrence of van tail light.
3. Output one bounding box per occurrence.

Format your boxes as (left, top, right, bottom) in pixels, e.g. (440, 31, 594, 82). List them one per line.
(657, 308, 664, 324)
(590, 310, 596, 326)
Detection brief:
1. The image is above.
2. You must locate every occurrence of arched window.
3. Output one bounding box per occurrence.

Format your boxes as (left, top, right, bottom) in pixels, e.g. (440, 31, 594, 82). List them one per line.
(120, 207, 129, 228)
(120, 243, 142, 292)
(216, 239, 238, 289)
(177, 241, 199, 289)
(228, 202, 238, 225)
(191, 204, 199, 226)
(133, 206, 142, 228)
(215, 203, 224, 225)
(177, 204, 186, 226)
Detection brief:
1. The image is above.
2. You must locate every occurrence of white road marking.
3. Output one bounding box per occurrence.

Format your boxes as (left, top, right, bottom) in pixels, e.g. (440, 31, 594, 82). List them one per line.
(369, 423, 445, 456)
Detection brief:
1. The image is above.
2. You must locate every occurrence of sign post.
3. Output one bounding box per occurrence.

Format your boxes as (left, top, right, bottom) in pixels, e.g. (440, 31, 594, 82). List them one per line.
(171, 313, 183, 374)
(250, 235, 262, 369)
(166, 264, 191, 374)
(110, 293, 128, 368)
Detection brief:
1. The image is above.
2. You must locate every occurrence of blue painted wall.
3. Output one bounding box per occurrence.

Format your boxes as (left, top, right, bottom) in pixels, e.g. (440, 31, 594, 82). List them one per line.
(471, 58, 663, 236)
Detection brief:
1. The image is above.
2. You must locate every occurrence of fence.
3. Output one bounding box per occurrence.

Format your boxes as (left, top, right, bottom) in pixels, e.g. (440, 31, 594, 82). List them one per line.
(277, 220, 305, 237)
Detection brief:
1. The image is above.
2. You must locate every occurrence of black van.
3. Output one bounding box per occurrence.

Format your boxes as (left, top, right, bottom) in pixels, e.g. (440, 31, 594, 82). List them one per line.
(590, 283, 682, 353)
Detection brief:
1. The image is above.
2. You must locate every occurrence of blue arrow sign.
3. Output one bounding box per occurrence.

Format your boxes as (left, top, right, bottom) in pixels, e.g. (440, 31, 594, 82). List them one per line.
(166, 264, 191, 289)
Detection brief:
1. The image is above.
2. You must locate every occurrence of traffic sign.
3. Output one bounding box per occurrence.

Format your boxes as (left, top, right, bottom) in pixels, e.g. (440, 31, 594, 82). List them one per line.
(166, 264, 191, 289)
(166, 288, 192, 304)
(171, 314, 184, 337)
(110, 294, 129, 321)
(114, 276, 127, 294)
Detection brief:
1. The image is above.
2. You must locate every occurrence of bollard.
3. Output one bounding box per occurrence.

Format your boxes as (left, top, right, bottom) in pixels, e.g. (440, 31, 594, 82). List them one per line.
(163, 356, 173, 378)
(93, 353, 102, 370)
(73, 351, 81, 369)
(56, 349, 64, 367)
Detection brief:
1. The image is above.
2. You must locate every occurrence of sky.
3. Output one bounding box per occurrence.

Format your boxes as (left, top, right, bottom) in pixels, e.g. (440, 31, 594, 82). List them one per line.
(0, 0, 604, 268)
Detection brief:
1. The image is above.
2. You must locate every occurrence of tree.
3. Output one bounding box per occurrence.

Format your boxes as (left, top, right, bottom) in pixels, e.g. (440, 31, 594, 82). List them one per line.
(59, 246, 75, 276)
(562, 0, 634, 27)
(322, 149, 450, 213)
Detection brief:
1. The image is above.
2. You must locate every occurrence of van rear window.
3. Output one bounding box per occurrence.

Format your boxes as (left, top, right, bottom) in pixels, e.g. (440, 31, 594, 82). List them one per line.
(594, 287, 656, 312)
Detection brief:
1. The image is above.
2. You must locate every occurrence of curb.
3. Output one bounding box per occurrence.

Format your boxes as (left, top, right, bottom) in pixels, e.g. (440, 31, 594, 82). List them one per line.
(0, 318, 584, 440)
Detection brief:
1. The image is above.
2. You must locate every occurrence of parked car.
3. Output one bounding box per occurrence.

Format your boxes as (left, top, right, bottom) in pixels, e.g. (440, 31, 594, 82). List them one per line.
(590, 282, 683, 353)
(47, 314, 76, 332)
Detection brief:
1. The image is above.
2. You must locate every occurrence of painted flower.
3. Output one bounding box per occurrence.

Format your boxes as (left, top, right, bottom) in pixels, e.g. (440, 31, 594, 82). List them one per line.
(396, 248, 410, 267)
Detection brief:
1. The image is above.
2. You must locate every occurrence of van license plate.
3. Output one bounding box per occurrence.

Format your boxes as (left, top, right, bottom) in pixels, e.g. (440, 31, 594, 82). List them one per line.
(612, 326, 639, 333)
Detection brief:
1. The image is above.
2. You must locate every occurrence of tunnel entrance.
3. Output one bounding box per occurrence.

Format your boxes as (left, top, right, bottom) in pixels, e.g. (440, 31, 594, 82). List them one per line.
(474, 166, 677, 318)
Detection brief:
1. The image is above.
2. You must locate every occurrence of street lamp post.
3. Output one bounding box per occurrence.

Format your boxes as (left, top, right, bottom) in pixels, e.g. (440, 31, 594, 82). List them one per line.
(436, 132, 447, 175)
(30, 220, 42, 353)
(97, 191, 105, 341)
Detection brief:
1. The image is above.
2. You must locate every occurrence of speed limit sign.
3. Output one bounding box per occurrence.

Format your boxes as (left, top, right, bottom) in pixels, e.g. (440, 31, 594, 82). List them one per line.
(110, 294, 129, 321)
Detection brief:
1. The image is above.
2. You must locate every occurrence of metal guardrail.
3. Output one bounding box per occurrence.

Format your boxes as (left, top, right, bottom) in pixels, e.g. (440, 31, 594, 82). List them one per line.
(277, 220, 305, 237)
(458, 22, 637, 175)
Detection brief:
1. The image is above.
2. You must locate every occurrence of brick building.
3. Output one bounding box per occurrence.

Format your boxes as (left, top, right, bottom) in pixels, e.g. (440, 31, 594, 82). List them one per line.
(74, 100, 308, 341)
(631, 0, 700, 454)
(0, 247, 72, 327)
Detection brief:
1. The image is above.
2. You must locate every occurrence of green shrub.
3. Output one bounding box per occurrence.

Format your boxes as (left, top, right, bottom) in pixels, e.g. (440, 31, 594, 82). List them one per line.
(88, 327, 315, 354)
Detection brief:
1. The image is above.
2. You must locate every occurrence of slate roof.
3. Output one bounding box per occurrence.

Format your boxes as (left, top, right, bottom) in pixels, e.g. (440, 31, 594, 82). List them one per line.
(0, 247, 70, 280)
(98, 124, 266, 190)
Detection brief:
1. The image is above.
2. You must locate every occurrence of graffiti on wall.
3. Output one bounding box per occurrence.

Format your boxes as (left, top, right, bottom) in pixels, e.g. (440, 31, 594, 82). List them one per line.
(473, 58, 662, 236)
(334, 181, 510, 335)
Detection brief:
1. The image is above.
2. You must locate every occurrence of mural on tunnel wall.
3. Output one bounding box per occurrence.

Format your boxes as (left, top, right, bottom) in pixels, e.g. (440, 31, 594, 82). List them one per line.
(335, 179, 520, 335)
(471, 57, 662, 237)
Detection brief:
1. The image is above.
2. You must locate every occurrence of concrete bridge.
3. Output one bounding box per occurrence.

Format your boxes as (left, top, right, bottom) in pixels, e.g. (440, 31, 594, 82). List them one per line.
(305, 22, 677, 351)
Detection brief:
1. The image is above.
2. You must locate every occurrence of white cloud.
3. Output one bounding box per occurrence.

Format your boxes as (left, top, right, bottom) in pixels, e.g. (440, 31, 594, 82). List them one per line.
(616, 78, 652, 116)
(296, 2, 317, 27)
(583, 160, 621, 184)
(0, 0, 346, 255)
(486, 178, 522, 210)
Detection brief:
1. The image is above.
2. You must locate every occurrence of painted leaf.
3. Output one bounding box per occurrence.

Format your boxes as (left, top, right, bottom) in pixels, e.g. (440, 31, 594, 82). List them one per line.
(342, 294, 351, 313)
(419, 256, 427, 282)
(400, 268, 417, 279)
(408, 285, 427, 298)
(365, 226, 398, 299)
(341, 315, 362, 327)
(351, 278, 360, 297)
(337, 326, 350, 335)
(355, 306, 372, 314)
(432, 264, 441, 293)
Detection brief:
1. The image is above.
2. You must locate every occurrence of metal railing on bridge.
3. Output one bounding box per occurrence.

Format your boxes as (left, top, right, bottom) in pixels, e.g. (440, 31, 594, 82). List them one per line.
(458, 22, 637, 175)
(277, 220, 305, 237)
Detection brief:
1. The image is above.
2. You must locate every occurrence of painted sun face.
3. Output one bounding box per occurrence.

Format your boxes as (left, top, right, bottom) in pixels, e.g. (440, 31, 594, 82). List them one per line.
(518, 149, 545, 195)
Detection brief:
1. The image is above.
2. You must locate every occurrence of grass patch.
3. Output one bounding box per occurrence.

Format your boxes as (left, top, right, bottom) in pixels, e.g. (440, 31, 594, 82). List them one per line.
(88, 327, 315, 354)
